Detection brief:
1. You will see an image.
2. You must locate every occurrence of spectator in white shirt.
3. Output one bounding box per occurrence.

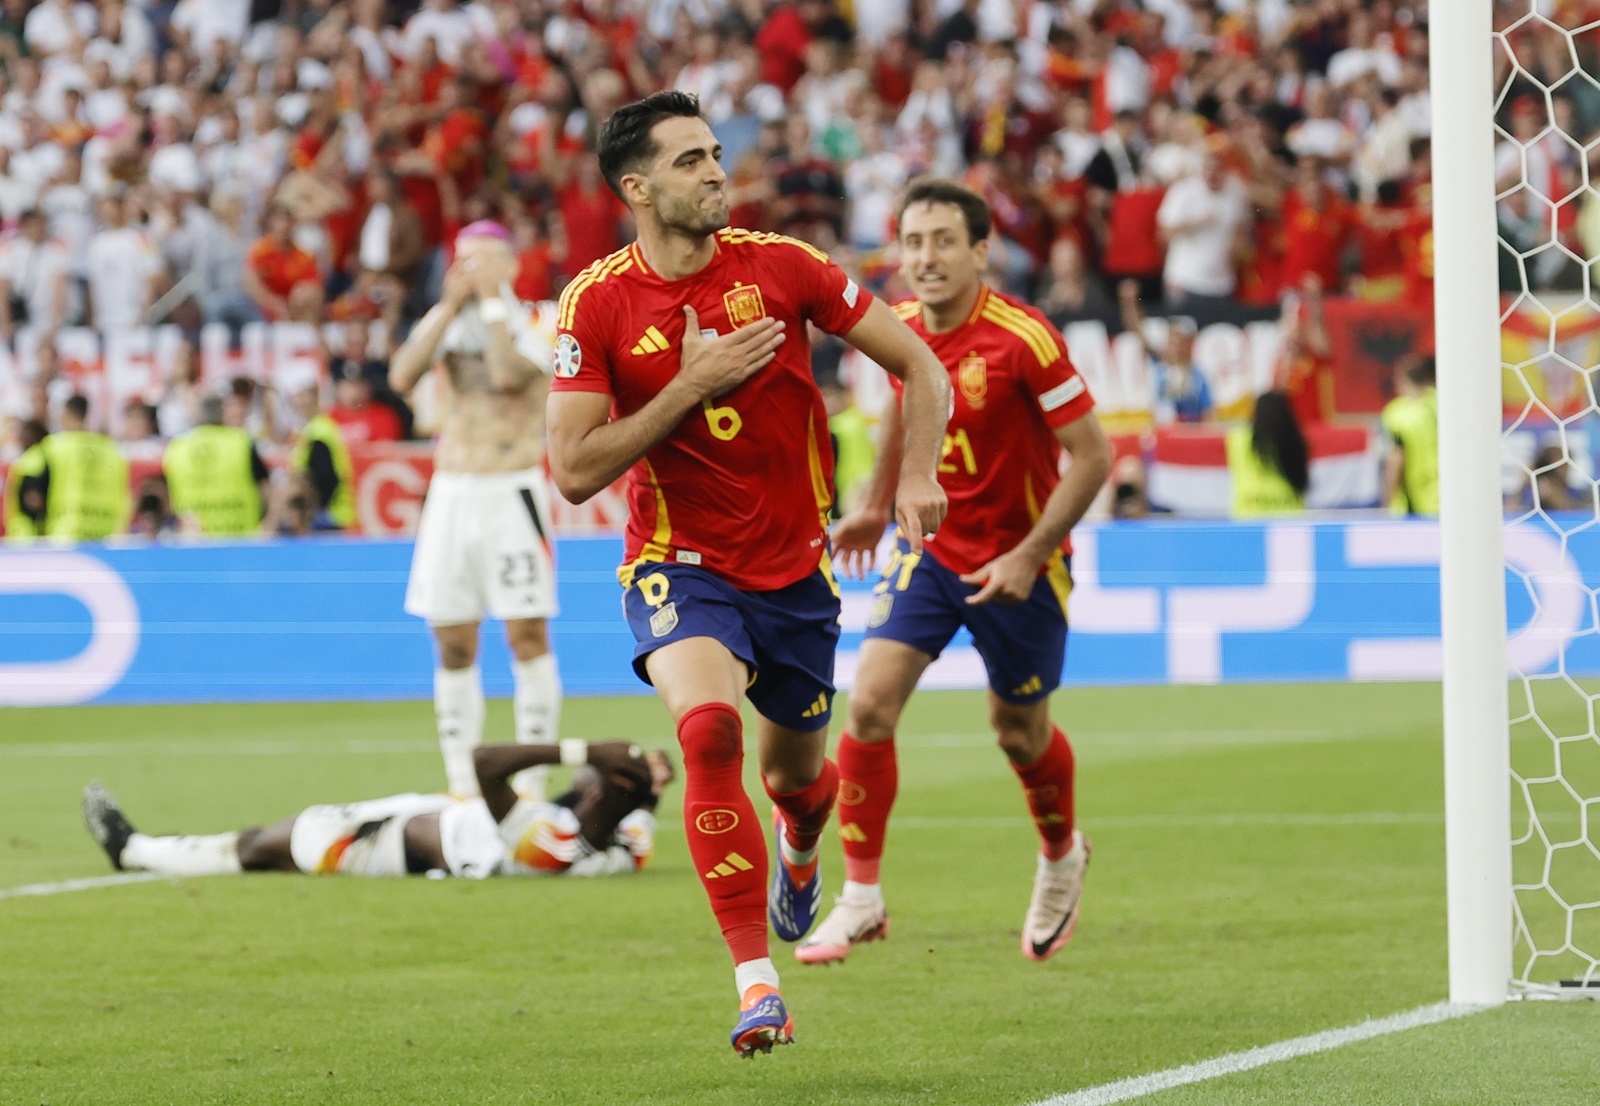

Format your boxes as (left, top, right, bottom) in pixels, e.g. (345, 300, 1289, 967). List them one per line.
(1325, 11, 1402, 90)
(0, 209, 71, 346)
(1157, 154, 1250, 307)
(39, 149, 93, 282)
(0, 147, 37, 222)
(168, 0, 250, 62)
(402, 0, 479, 65)
(85, 193, 164, 334)
(22, 0, 95, 58)
(1286, 82, 1356, 168)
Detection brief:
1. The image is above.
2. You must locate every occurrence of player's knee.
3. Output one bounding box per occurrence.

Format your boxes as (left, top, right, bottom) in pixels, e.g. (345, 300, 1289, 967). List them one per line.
(505, 619, 549, 661)
(235, 827, 276, 871)
(992, 704, 1050, 764)
(676, 703, 743, 770)
(847, 685, 901, 744)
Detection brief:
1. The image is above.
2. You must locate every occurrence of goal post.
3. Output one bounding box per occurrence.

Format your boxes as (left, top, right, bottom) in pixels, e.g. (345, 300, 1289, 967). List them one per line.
(1431, 0, 1514, 1005)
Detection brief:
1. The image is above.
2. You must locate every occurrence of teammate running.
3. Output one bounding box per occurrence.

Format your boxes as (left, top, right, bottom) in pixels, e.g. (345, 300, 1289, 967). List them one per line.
(83, 740, 673, 881)
(803, 180, 1111, 966)
(390, 222, 562, 799)
(546, 91, 949, 1055)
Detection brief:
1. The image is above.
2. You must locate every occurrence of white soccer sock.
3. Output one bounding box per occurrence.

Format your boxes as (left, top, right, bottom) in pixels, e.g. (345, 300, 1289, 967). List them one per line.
(780, 836, 818, 868)
(121, 832, 242, 876)
(436, 664, 485, 797)
(842, 880, 884, 905)
(734, 957, 781, 999)
(1040, 850, 1077, 878)
(511, 652, 562, 799)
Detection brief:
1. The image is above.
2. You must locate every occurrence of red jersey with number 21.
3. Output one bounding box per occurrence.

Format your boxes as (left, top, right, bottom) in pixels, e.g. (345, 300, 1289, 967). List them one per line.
(890, 285, 1096, 576)
(553, 228, 873, 591)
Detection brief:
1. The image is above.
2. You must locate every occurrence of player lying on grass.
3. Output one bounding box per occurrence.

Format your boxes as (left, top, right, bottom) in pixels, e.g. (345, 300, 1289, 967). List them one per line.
(83, 741, 674, 880)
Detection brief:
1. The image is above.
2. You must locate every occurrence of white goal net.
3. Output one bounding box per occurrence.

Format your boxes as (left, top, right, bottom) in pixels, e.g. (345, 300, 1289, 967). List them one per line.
(1492, 0, 1600, 995)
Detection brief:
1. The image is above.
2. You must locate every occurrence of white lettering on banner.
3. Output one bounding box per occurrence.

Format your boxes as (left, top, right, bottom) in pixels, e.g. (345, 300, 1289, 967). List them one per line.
(1067, 529, 1161, 633)
(0, 553, 139, 706)
(1165, 526, 1316, 684)
(1346, 523, 1586, 681)
(356, 459, 428, 534)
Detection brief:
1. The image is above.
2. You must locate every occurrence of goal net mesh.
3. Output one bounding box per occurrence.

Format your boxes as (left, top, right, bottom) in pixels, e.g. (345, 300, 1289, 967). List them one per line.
(1495, 0, 1600, 995)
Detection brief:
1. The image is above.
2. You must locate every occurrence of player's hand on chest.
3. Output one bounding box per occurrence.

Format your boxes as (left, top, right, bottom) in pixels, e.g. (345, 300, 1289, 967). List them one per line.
(620, 285, 799, 403)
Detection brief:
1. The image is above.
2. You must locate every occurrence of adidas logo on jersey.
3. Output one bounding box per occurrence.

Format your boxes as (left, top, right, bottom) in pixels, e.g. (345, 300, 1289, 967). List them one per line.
(630, 326, 670, 355)
(703, 851, 755, 879)
(800, 693, 830, 719)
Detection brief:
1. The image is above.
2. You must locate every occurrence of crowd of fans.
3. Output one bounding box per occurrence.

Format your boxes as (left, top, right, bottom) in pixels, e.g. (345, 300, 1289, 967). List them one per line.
(6, 0, 1580, 532)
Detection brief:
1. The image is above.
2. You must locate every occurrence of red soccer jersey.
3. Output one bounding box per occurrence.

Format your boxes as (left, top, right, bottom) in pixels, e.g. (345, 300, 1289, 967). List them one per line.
(890, 285, 1096, 577)
(553, 228, 873, 591)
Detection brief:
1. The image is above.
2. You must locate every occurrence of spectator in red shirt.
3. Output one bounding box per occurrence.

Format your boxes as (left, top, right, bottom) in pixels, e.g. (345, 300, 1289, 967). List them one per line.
(511, 213, 556, 303)
(557, 154, 627, 280)
(329, 360, 404, 444)
(244, 207, 322, 323)
(1276, 275, 1336, 425)
(1280, 157, 1353, 294)
(755, 0, 822, 93)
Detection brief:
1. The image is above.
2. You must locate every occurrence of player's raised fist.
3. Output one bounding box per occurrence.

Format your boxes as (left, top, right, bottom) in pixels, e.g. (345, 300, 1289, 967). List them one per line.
(679, 305, 786, 399)
(894, 472, 947, 556)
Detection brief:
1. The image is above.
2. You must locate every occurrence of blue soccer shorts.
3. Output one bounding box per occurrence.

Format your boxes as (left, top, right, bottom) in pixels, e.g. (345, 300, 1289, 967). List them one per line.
(622, 561, 842, 731)
(862, 536, 1070, 704)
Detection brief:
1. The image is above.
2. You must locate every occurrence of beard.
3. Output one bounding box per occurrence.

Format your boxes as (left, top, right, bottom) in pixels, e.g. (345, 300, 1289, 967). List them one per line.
(654, 185, 730, 236)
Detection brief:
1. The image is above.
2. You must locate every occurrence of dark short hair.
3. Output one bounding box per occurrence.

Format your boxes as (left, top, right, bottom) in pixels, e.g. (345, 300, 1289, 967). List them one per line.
(596, 90, 705, 201)
(65, 393, 89, 421)
(1407, 357, 1436, 386)
(896, 179, 991, 245)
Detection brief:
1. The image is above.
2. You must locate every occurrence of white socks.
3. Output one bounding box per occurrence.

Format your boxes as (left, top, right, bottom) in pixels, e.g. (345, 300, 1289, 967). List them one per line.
(121, 832, 242, 876)
(435, 664, 485, 797)
(780, 836, 818, 868)
(842, 880, 884, 905)
(512, 652, 562, 799)
(734, 957, 780, 999)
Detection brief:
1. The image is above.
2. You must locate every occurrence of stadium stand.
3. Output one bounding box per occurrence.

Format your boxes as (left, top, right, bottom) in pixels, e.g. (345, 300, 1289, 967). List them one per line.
(0, 0, 1490, 532)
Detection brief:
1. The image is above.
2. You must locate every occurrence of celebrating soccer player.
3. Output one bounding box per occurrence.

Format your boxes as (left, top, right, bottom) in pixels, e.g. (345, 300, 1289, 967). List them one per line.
(390, 223, 563, 801)
(545, 91, 950, 1056)
(801, 180, 1112, 967)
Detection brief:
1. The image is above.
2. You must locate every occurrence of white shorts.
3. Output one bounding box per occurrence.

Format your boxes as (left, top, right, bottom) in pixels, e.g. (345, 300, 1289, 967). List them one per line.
(404, 466, 558, 625)
(436, 797, 507, 879)
(288, 793, 455, 877)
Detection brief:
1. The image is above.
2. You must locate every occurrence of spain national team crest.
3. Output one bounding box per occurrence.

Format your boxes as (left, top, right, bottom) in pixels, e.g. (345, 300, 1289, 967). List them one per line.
(723, 282, 767, 329)
(959, 354, 987, 409)
(649, 601, 679, 638)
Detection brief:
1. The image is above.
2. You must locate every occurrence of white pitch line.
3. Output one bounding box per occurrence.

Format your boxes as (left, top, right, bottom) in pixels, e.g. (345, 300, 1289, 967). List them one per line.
(894, 812, 1442, 830)
(0, 738, 437, 758)
(0, 872, 167, 900)
(1024, 1002, 1489, 1106)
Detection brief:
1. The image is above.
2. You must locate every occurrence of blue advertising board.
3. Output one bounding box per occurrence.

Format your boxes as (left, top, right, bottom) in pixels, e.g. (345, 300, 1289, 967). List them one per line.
(0, 519, 1591, 706)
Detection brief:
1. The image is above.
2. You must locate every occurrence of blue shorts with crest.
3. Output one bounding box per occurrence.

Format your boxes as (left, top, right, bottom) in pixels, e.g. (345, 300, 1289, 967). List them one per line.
(622, 561, 841, 731)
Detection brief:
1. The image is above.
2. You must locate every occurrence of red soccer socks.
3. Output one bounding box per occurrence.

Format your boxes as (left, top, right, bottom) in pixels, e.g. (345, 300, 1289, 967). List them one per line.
(765, 757, 838, 886)
(1012, 726, 1077, 861)
(678, 703, 769, 964)
(835, 732, 899, 886)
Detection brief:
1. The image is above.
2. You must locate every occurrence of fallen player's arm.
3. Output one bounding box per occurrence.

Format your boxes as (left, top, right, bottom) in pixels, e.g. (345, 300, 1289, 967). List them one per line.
(474, 740, 644, 822)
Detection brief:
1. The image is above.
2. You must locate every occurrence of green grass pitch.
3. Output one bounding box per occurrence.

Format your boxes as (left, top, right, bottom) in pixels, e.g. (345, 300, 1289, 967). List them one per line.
(2, 682, 1596, 1105)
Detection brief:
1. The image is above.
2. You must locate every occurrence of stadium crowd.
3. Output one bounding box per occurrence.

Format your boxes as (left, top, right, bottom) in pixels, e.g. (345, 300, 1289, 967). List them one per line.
(0, 0, 1506, 534)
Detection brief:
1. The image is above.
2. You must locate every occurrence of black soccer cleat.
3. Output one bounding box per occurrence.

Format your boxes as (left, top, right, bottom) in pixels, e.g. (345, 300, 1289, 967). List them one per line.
(83, 781, 136, 871)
